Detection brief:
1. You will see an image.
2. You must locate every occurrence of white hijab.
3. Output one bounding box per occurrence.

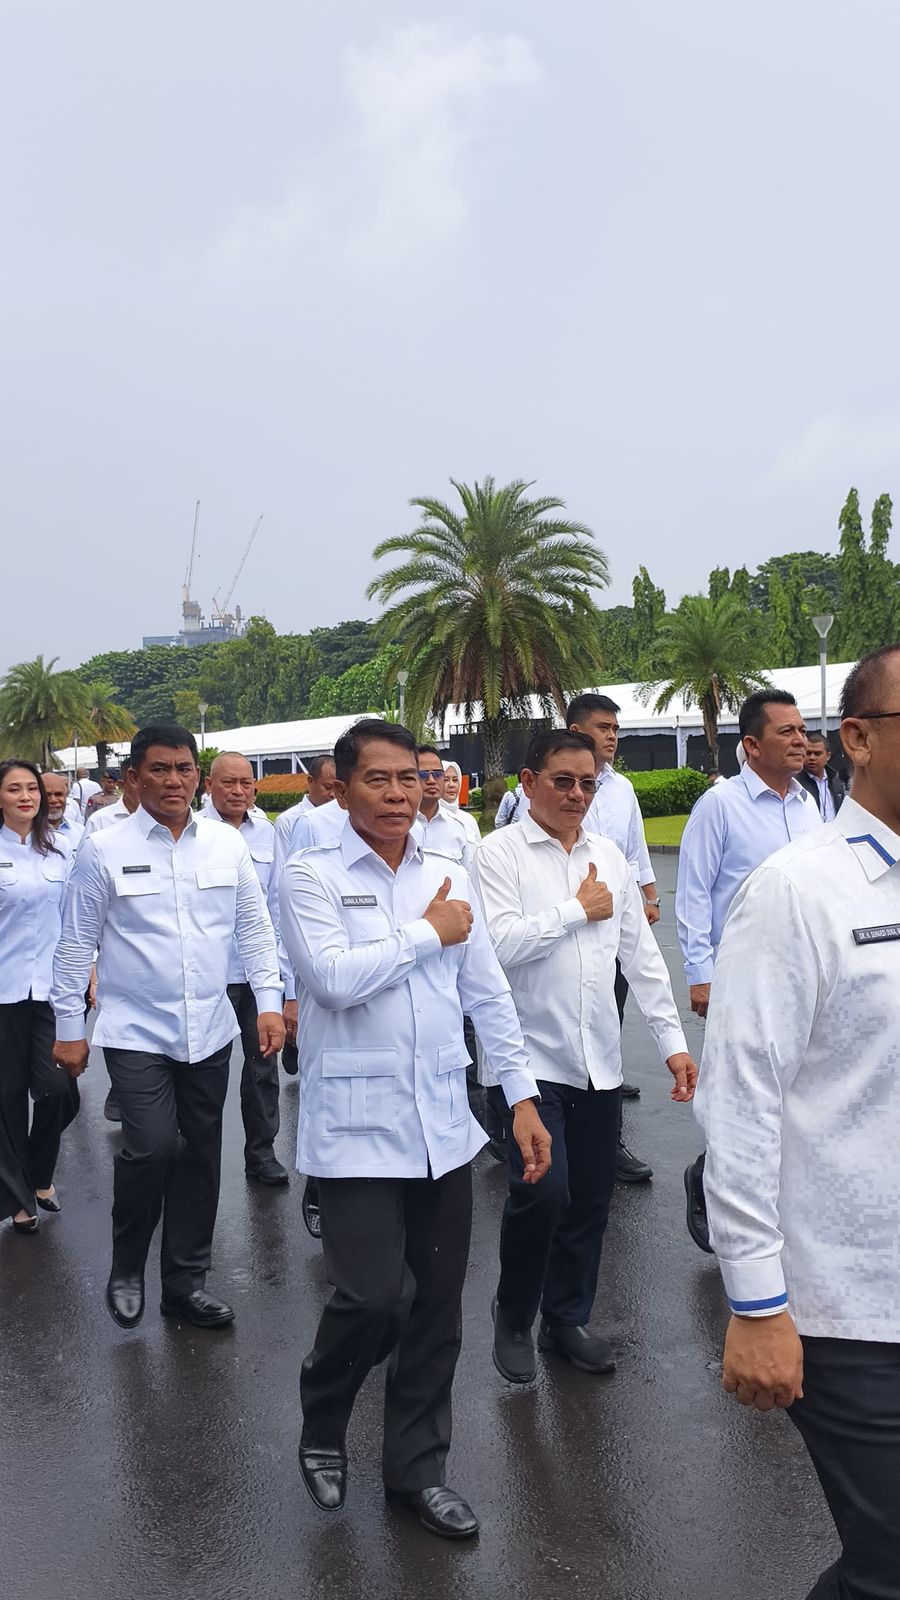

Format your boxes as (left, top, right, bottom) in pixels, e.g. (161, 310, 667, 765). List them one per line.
(441, 760, 481, 850)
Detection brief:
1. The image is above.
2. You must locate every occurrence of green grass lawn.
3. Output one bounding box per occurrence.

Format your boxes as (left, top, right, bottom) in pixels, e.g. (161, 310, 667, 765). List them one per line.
(643, 813, 689, 847)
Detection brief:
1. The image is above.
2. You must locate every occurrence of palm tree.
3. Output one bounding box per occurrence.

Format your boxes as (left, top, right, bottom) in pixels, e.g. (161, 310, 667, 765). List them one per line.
(367, 478, 609, 780)
(0, 655, 90, 768)
(82, 681, 136, 774)
(638, 594, 771, 765)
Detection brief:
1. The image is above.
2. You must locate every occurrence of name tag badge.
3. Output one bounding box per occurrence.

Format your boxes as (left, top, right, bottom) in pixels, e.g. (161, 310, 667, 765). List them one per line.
(853, 924, 900, 945)
(0, 861, 13, 869)
(341, 894, 377, 907)
(122, 864, 152, 875)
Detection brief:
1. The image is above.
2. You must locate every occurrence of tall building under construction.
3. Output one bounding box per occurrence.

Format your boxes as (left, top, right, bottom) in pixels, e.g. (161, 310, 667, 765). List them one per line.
(142, 502, 263, 648)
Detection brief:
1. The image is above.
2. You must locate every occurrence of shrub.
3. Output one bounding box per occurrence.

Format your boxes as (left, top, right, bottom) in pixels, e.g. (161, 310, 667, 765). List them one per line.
(629, 768, 708, 817)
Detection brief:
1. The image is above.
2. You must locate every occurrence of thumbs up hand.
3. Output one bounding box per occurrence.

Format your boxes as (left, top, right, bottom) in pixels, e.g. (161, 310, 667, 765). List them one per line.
(576, 862, 614, 922)
(424, 876, 475, 946)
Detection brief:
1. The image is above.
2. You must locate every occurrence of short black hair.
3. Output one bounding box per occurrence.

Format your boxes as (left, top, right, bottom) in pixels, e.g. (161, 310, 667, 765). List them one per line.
(839, 644, 900, 720)
(333, 718, 417, 783)
(738, 689, 797, 741)
(525, 729, 596, 772)
(565, 692, 620, 726)
(416, 745, 443, 764)
(308, 753, 335, 780)
(805, 731, 829, 748)
(130, 724, 199, 769)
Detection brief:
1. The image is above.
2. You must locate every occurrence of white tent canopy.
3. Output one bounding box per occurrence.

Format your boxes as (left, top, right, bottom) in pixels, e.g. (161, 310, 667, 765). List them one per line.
(54, 712, 371, 777)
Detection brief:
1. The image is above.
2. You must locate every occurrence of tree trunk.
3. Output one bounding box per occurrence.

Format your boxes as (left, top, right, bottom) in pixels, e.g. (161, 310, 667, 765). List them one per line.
(700, 696, 719, 768)
(481, 716, 508, 781)
(96, 741, 108, 777)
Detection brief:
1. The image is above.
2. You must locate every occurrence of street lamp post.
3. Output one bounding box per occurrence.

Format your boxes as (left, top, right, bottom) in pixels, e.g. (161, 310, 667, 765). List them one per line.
(198, 700, 209, 752)
(811, 615, 834, 736)
(396, 670, 409, 727)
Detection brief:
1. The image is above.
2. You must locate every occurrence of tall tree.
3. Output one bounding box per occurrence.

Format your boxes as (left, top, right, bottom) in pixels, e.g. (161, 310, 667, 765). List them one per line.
(749, 552, 841, 611)
(783, 558, 818, 666)
(0, 655, 90, 767)
(766, 568, 792, 666)
(639, 594, 771, 765)
(631, 566, 666, 664)
(867, 493, 897, 647)
(729, 566, 752, 607)
(83, 681, 136, 774)
(708, 566, 731, 605)
(836, 487, 868, 659)
(367, 478, 609, 780)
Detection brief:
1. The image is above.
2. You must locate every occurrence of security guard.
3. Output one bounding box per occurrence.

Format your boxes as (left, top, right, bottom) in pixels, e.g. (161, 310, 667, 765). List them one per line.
(279, 718, 550, 1540)
(51, 724, 284, 1331)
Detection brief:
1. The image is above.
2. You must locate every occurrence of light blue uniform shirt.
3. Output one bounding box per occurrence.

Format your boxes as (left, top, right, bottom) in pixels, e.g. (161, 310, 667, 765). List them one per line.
(675, 764, 822, 984)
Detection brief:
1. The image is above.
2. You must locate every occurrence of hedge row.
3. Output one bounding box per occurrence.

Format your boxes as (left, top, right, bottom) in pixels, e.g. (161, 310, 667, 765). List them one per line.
(259, 789, 308, 813)
(626, 768, 708, 816)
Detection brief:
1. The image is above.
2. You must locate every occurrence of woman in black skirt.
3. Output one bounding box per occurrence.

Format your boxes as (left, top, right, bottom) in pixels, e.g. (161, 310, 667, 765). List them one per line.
(0, 759, 80, 1232)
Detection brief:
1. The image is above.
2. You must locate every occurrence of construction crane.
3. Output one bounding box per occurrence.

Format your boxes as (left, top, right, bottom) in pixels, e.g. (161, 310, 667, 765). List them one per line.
(211, 515, 264, 625)
(182, 500, 201, 604)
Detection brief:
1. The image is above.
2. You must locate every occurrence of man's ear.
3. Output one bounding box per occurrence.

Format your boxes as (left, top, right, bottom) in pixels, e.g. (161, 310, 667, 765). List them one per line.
(521, 768, 537, 800)
(839, 718, 870, 770)
(333, 778, 350, 812)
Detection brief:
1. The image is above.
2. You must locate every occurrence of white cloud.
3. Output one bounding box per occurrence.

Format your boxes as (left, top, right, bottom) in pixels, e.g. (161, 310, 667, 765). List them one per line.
(762, 406, 900, 492)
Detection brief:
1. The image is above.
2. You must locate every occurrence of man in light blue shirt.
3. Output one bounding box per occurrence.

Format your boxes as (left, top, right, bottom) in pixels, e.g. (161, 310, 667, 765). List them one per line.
(675, 689, 822, 1251)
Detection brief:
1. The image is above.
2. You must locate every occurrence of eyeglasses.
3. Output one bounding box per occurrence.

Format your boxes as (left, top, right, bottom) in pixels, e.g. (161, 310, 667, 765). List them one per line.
(418, 769, 445, 781)
(853, 711, 900, 721)
(545, 775, 597, 795)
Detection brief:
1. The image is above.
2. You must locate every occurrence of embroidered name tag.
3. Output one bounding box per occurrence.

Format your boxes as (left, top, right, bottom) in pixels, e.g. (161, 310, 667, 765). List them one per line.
(0, 861, 13, 869)
(342, 894, 377, 907)
(853, 924, 900, 944)
(122, 864, 152, 875)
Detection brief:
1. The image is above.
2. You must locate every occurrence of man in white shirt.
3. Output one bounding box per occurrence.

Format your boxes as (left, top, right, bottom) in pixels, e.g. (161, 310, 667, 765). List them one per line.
(474, 729, 697, 1384)
(43, 773, 84, 848)
(52, 724, 284, 1333)
(567, 693, 659, 1182)
(71, 767, 101, 820)
(279, 718, 550, 1538)
(415, 746, 471, 866)
(207, 752, 292, 1187)
(798, 732, 845, 819)
(676, 689, 822, 1252)
(494, 775, 528, 827)
(697, 644, 900, 1600)
(82, 756, 139, 838)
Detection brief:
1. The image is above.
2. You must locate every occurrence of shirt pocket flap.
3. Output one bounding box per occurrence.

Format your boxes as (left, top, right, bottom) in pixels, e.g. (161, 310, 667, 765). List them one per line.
(196, 867, 239, 889)
(437, 1043, 470, 1074)
(42, 857, 67, 882)
(113, 874, 162, 896)
(249, 845, 274, 866)
(321, 1049, 400, 1079)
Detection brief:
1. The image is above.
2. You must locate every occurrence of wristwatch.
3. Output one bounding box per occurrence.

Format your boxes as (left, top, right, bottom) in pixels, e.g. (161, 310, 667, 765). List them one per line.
(644, 897, 661, 908)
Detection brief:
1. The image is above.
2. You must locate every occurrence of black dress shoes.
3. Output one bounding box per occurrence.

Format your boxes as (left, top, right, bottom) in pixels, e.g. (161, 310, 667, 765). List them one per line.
(245, 1157, 289, 1186)
(282, 1042, 299, 1076)
(385, 1485, 479, 1540)
(621, 1081, 641, 1099)
(298, 1446, 347, 1510)
(103, 1091, 122, 1123)
(538, 1321, 616, 1374)
(684, 1158, 713, 1253)
(36, 1190, 61, 1214)
(616, 1140, 653, 1182)
(160, 1290, 235, 1328)
(106, 1271, 145, 1329)
(491, 1296, 536, 1383)
(301, 1177, 322, 1239)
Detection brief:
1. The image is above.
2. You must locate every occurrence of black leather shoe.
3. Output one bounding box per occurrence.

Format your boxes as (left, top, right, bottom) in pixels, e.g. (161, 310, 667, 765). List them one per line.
(301, 1177, 321, 1239)
(616, 1140, 653, 1183)
(621, 1081, 641, 1099)
(491, 1295, 536, 1383)
(538, 1320, 616, 1374)
(103, 1091, 122, 1123)
(35, 1189, 61, 1214)
(160, 1290, 235, 1328)
(282, 1043, 299, 1077)
(12, 1214, 39, 1234)
(684, 1160, 713, 1253)
(106, 1271, 145, 1329)
(385, 1485, 479, 1540)
(245, 1158, 289, 1186)
(298, 1446, 347, 1510)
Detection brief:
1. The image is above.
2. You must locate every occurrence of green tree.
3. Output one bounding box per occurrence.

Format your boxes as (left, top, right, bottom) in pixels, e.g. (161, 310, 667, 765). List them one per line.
(305, 645, 401, 718)
(306, 620, 379, 679)
(708, 566, 731, 605)
(729, 566, 752, 607)
(750, 551, 841, 611)
(82, 681, 137, 774)
(173, 688, 225, 733)
(367, 477, 609, 781)
(835, 487, 868, 658)
(766, 567, 792, 665)
(593, 606, 640, 681)
(0, 655, 90, 767)
(867, 493, 897, 647)
(639, 594, 771, 765)
(782, 558, 819, 666)
(631, 566, 666, 666)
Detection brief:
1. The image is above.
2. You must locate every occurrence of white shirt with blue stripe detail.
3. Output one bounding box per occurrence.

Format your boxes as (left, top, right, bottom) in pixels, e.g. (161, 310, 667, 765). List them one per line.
(696, 796, 900, 1336)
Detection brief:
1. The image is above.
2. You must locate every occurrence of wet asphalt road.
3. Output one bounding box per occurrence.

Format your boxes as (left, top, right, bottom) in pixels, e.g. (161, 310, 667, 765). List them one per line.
(0, 855, 835, 1600)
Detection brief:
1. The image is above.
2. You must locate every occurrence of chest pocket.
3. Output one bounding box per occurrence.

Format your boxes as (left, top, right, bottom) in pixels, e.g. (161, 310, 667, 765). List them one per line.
(0, 861, 17, 889)
(42, 855, 67, 884)
(196, 867, 239, 890)
(321, 1049, 398, 1135)
(114, 873, 162, 897)
(342, 907, 393, 945)
(435, 1042, 470, 1127)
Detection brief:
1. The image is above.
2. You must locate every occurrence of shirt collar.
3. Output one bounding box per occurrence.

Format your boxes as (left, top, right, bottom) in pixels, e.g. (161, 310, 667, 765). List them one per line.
(340, 819, 423, 869)
(740, 764, 809, 804)
(0, 823, 33, 848)
(133, 804, 198, 840)
(595, 763, 616, 787)
(519, 810, 587, 850)
(837, 795, 900, 881)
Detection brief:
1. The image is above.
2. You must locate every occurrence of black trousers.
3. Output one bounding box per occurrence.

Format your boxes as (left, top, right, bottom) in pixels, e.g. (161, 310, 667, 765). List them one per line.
(0, 998, 80, 1219)
(496, 1078, 621, 1328)
(790, 1337, 900, 1599)
(301, 1164, 473, 1491)
(226, 983, 280, 1168)
(104, 1045, 230, 1299)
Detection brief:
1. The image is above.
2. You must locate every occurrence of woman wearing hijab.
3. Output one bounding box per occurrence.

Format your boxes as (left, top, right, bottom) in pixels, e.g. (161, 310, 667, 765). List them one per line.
(0, 759, 79, 1232)
(441, 761, 482, 852)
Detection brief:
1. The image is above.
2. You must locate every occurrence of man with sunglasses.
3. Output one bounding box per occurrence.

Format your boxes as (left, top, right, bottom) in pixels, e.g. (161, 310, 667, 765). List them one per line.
(416, 746, 472, 868)
(473, 729, 697, 1384)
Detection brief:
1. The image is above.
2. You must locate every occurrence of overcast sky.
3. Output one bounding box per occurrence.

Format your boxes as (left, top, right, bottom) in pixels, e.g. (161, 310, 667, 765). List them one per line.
(4, 0, 900, 674)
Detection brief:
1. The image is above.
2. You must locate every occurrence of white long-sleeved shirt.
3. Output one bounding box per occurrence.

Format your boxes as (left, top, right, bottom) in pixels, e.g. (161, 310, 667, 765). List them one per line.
(675, 765, 822, 985)
(83, 798, 132, 838)
(71, 777, 101, 819)
(279, 824, 538, 1180)
(416, 805, 471, 868)
(696, 796, 900, 1338)
(51, 805, 282, 1062)
(205, 805, 295, 999)
(583, 765, 655, 887)
(494, 785, 528, 827)
(0, 826, 74, 1003)
(472, 813, 687, 1089)
(274, 796, 346, 878)
(53, 815, 84, 849)
(441, 799, 482, 853)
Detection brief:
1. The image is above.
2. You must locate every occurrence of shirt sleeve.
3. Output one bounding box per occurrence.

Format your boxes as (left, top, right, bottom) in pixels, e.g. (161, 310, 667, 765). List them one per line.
(694, 866, 822, 1317)
(632, 792, 655, 887)
(279, 857, 442, 1011)
(234, 844, 284, 1013)
(675, 793, 725, 985)
(616, 872, 687, 1062)
(455, 884, 540, 1109)
(471, 842, 587, 970)
(51, 838, 110, 1040)
(262, 851, 296, 1002)
(494, 792, 512, 827)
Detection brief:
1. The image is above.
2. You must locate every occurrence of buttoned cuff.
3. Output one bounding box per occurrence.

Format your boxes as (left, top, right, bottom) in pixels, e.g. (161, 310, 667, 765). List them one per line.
(685, 958, 715, 985)
(253, 987, 284, 1015)
(499, 1070, 541, 1109)
(283, 975, 297, 1002)
(55, 1013, 87, 1043)
(561, 897, 588, 930)
(408, 918, 442, 958)
(657, 1026, 688, 1063)
(718, 1253, 788, 1318)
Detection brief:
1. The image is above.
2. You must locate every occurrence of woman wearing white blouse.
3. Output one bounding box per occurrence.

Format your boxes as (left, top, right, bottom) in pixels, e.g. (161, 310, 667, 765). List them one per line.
(441, 761, 482, 852)
(0, 760, 79, 1232)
